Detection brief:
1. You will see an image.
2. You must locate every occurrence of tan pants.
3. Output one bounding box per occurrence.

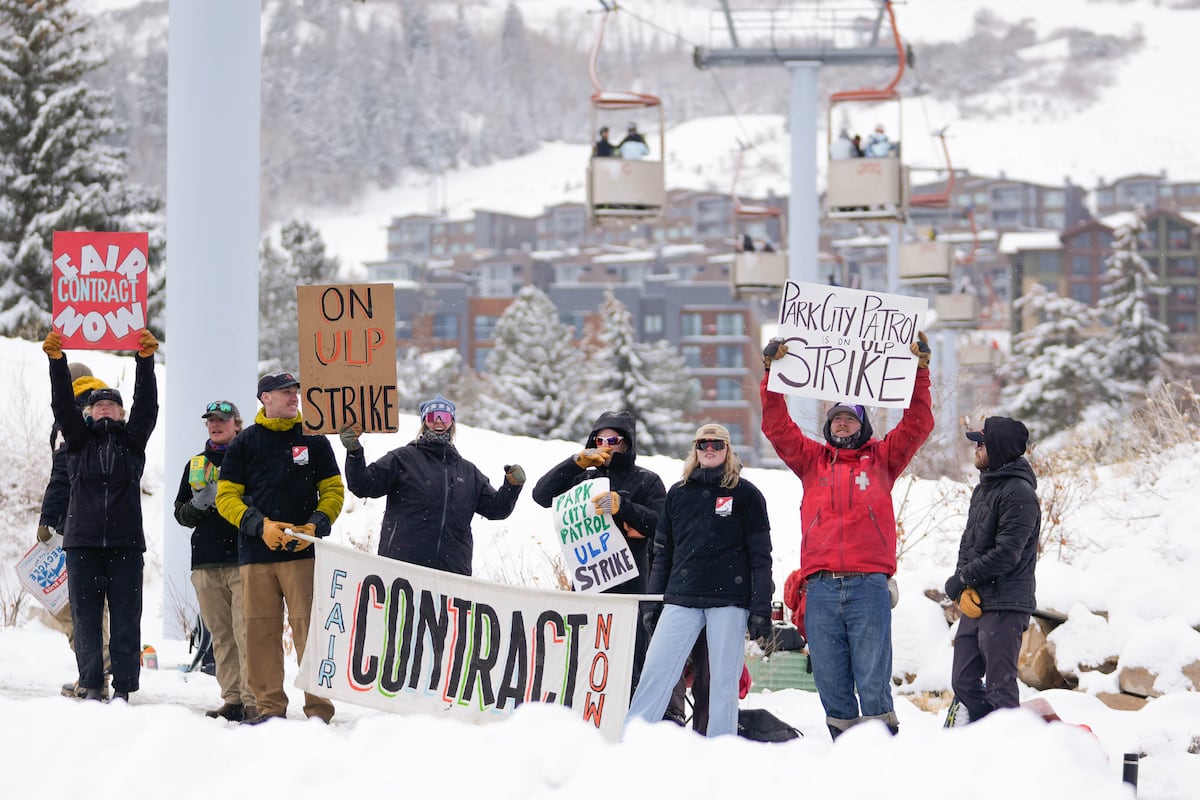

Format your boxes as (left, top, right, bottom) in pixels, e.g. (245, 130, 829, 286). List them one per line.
(241, 560, 334, 722)
(49, 599, 111, 675)
(192, 566, 254, 707)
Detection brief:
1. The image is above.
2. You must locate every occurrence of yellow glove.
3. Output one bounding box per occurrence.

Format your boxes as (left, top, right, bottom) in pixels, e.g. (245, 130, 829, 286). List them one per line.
(958, 586, 982, 619)
(262, 518, 310, 552)
(575, 448, 612, 469)
(909, 331, 931, 369)
(43, 331, 64, 360)
(137, 329, 159, 358)
(592, 491, 620, 517)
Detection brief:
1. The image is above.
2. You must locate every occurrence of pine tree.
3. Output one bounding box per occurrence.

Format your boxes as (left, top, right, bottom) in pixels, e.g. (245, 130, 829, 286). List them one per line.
(0, 0, 160, 337)
(484, 285, 576, 439)
(998, 285, 1115, 438)
(258, 219, 340, 372)
(1097, 215, 1169, 386)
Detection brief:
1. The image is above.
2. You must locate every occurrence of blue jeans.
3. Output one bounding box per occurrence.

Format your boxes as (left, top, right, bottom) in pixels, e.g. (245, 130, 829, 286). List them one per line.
(804, 572, 894, 725)
(624, 605, 748, 738)
(67, 548, 143, 693)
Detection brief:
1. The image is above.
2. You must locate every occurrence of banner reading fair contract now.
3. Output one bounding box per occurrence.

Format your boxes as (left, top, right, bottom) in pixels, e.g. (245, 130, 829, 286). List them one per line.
(296, 539, 640, 740)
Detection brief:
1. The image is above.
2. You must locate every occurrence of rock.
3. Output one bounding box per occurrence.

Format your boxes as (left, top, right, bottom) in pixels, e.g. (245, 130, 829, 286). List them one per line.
(1118, 666, 1160, 698)
(1095, 692, 1148, 711)
(1018, 618, 1068, 690)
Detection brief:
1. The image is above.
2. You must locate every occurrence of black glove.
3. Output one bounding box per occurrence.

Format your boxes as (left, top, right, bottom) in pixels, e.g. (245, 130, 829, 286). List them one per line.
(910, 330, 931, 369)
(238, 507, 265, 539)
(307, 512, 332, 538)
(944, 573, 965, 601)
(642, 605, 662, 638)
(762, 337, 788, 371)
(747, 614, 773, 644)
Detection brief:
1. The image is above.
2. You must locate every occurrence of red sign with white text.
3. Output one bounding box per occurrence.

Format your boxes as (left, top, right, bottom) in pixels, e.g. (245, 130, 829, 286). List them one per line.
(51, 231, 150, 350)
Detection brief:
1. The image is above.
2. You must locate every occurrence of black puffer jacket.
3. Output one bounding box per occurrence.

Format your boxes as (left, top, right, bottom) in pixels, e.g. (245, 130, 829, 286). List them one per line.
(173, 444, 239, 569)
(649, 467, 773, 616)
(955, 457, 1041, 613)
(345, 436, 520, 576)
(50, 354, 157, 551)
(532, 411, 666, 593)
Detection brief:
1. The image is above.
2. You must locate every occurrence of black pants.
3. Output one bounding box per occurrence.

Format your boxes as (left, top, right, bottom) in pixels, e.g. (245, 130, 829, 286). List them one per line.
(666, 632, 710, 733)
(951, 610, 1029, 722)
(67, 548, 143, 693)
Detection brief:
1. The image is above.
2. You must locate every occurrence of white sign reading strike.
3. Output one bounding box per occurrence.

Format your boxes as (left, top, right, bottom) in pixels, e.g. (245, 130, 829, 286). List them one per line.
(554, 478, 638, 593)
(768, 280, 927, 408)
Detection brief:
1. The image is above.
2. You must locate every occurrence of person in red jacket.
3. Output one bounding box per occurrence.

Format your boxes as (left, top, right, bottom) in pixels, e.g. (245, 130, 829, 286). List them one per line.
(761, 332, 933, 740)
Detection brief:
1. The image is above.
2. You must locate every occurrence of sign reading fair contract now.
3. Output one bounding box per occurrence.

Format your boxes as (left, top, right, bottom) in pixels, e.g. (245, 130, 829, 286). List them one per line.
(297, 283, 399, 434)
(51, 231, 149, 350)
(768, 280, 927, 408)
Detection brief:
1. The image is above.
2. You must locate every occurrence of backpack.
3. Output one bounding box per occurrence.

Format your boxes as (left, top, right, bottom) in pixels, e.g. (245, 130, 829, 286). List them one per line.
(737, 708, 803, 743)
(187, 613, 216, 676)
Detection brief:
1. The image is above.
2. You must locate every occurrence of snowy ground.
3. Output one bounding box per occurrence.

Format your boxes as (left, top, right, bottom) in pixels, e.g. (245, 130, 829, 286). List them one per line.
(2, 335, 1199, 798)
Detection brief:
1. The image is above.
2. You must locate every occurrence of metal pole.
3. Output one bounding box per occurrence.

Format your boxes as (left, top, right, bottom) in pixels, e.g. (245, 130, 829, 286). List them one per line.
(165, 0, 262, 637)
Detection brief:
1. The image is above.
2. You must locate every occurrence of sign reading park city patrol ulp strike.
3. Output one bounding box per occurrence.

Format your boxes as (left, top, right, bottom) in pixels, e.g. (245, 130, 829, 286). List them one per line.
(51, 231, 150, 350)
(767, 280, 927, 408)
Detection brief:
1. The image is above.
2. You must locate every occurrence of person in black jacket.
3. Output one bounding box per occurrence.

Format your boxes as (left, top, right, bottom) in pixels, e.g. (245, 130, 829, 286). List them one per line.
(946, 416, 1041, 722)
(43, 330, 159, 703)
(216, 371, 344, 724)
(533, 410, 666, 688)
(340, 393, 524, 576)
(173, 400, 256, 721)
(624, 423, 773, 738)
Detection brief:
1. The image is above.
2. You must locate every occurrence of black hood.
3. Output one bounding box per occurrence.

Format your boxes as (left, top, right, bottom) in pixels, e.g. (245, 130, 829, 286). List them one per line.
(585, 410, 638, 465)
(822, 410, 874, 450)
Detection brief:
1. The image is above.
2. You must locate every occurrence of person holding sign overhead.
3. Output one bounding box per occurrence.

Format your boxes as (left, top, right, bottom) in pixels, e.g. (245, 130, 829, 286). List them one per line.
(339, 393, 524, 576)
(760, 331, 933, 740)
(624, 423, 773, 738)
(42, 328, 159, 703)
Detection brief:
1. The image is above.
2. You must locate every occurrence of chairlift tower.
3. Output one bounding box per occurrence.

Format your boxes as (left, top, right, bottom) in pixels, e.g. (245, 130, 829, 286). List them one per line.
(695, 1, 908, 435)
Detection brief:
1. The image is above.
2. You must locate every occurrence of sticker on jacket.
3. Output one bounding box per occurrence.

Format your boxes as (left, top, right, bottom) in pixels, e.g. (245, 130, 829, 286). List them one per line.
(715, 496, 732, 517)
(292, 445, 310, 465)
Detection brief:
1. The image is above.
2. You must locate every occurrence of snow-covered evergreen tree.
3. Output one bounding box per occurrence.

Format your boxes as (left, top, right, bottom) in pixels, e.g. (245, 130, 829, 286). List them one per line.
(483, 285, 576, 439)
(258, 220, 340, 372)
(998, 284, 1116, 438)
(1097, 214, 1169, 386)
(0, 0, 160, 338)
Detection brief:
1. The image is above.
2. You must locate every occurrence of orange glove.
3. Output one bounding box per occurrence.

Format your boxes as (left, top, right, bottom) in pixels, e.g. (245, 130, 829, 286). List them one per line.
(592, 491, 620, 517)
(43, 331, 64, 360)
(262, 519, 310, 552)
(137, 329, 159, 357)
(575, 448, 612, 469)
(958, 587, 982, 619)
(289, 523, 317, 551)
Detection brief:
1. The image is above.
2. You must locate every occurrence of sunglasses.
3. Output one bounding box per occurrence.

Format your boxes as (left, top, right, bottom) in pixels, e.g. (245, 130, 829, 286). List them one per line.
(424, 410, 454, 425)
(975, 439, 986, 449)
(695, 440, 727, 451)
(594, 435, 624, 447)
(205, 401, 235, 415)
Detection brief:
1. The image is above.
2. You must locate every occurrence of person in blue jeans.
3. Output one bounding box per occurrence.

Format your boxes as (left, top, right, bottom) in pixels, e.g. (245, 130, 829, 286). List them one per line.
(761, 332, 933, 739)
(624, 423, 773, 738)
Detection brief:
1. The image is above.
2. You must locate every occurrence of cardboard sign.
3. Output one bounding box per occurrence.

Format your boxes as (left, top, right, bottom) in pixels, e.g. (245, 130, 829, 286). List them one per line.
(51, 231, 150, 350)
(15, 534, 69, 615)
(296, 538, 639, 741)
(768, 280, 927, 408)
(554, 478, 638, 593)
(297, 283, 399, 434)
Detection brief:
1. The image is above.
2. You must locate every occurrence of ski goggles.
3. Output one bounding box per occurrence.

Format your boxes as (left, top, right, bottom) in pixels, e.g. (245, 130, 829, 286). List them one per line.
(423, 410, 454, 426)
(695, 440, 727, 451)
(594, 435, 624, 447)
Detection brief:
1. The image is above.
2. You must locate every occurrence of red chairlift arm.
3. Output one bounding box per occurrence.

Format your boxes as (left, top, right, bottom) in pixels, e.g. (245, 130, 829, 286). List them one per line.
(829, 1, 906, 104)
(910, 129, 955, 209)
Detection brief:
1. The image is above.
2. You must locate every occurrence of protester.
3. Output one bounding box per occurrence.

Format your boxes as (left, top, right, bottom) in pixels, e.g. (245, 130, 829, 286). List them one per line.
(173, 400, 256, 721)
(624, 423, 773, 738)
(340, 393, 523, 575)
(38, 361, 112, 699)
(215, 371, 344, 724)
(43, 329, 159, 703)
(532, 411, 665, 686)
(761, 332, 933, 739)
(946, 417, 1040, 723)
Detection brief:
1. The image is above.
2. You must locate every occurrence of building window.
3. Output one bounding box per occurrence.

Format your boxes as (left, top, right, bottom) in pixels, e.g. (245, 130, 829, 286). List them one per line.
(643, 312, 664, 336)
(1070, 255, 1093, 277)
(724, 422, 745, 446)
(474, 315, 498, 342)
(1170, 285, 1197, 305)
(681, 345, 702, 368)
(1069, 283, 1094, 305)
(432, 313, 458, 340)
(396, 314, 413, 340)
(473, 347, 492, 371)
(1166, 224, 1192, 250)
(716, 378, 742, 401)
(1043, 190, 1064, 210)
(1170, 312, 1197, 333)
(716, 345, 744, 368)
(1169, 257, 1197, 278)
(560, 312, 586, 338)
(681, 313, 703, 337)
(716, 312, 745, 336)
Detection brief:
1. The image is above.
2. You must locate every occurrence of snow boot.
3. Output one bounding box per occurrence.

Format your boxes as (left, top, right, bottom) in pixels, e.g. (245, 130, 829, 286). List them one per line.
(205, 702, 246, 721)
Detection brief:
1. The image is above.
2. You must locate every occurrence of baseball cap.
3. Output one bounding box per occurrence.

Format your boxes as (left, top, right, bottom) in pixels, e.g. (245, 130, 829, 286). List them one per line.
(202, 400, 240, 421)
(827, 403, 865, 423)
(257, 371, 300, 396)
(88, 387, 123, 407)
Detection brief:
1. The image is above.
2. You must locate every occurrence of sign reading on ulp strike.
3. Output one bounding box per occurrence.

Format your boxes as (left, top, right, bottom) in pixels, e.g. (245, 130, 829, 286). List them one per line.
(51, 231, 150, 350)
(767, 280, 927, 408)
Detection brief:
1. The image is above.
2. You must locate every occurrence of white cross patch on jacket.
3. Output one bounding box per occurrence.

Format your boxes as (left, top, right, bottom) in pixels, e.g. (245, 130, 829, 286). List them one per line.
(855, 471, 870, 491)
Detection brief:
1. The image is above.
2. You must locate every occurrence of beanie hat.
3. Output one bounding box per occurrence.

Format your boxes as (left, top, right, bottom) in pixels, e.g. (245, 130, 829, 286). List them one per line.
(693, 423, 731, 443)
(827, 403, 865, 423)
(966, 416, 1029, 468)
(419, 393, 456, 419)
(73, 375, 108, 401)
(68, 362, 93, 383)
(88, 387, 123, 408)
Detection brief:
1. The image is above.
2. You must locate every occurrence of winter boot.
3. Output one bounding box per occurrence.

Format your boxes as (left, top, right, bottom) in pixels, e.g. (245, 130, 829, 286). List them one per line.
(110, 690, 130, 703)
(205, 702, 246, 721)
(83, 688, 104, 702)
